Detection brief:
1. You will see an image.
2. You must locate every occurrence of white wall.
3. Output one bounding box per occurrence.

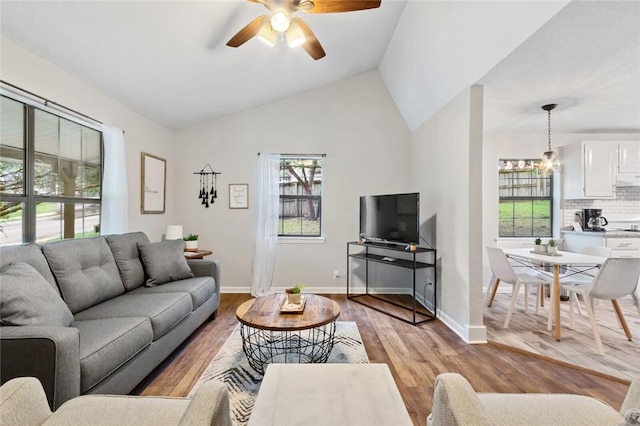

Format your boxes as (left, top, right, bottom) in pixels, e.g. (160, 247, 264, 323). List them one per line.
(173, 71, 411, 292)
(380, 1, 568, 131)
(1, 38, 176, 240)
(410, 86, 486, 343)
(482, 132, 640, 286)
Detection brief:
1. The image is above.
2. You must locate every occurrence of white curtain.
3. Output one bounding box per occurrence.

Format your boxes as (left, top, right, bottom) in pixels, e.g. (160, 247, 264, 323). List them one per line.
(251, 153, 280, 296)
(100, 124, 128, 235)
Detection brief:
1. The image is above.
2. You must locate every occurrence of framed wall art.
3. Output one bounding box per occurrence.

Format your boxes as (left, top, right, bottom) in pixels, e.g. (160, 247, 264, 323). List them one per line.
(229, 183, 249, 209)
(141, 152, 166, 214)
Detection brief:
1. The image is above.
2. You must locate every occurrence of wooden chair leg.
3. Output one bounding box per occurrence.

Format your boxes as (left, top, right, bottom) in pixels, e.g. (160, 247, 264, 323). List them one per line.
(611, 299, 633, 340)
(487, 278, 500, 307)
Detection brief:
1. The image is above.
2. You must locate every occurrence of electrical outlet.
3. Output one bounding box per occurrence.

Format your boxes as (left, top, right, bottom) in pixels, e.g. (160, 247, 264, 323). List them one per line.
(333, 270, 339, 279)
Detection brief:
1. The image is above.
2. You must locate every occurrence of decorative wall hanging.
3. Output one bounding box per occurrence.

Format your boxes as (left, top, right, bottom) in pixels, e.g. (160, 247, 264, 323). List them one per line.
(141, 152, 166, 214)
(229, 184, 249, 209)
(194, 163, 221, 208)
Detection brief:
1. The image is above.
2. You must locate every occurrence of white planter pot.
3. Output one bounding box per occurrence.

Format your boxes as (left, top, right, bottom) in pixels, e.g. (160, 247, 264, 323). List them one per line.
(547, 246, 557, 255)
(185, 240, 198, 252)
(533, 245, 547, 254)
(287, 293, 302, 304)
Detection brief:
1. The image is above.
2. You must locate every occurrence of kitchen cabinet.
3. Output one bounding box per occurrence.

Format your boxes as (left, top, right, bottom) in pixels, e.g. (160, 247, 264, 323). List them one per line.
(562, 231, 605, 253)
(606, 238, 640, 258)
(618, 142, 640, 173)
(563, 141, 617, 199)
(562, 232, 640, 259)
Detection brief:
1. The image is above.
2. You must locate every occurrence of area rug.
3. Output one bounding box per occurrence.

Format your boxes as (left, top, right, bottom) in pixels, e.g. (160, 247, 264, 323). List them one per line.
(189, 321, 369, 425)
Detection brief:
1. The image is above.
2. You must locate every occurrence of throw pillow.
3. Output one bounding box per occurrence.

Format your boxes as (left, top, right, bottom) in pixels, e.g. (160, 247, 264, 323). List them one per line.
(0, 262, 74, 327)
(106, 232, 150, 291)
(137, 240, 194, 287)
(42, 237, 124, 314)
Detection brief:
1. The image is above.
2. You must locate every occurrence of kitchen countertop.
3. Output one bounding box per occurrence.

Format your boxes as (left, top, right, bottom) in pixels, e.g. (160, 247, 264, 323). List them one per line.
(561, 230, 640, 238)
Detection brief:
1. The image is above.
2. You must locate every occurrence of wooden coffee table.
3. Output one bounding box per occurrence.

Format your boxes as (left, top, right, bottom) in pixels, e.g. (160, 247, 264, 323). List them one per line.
(236, 294, 341, 374)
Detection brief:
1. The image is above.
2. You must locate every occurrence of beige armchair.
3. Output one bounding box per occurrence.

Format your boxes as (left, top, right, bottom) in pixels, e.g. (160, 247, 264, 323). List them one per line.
(427, 373, 640, 426)
(0, 377, 233, 426)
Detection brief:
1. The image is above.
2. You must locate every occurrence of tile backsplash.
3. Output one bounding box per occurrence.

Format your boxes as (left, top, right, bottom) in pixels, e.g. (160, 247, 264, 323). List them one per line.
(562, 186, 640, 227)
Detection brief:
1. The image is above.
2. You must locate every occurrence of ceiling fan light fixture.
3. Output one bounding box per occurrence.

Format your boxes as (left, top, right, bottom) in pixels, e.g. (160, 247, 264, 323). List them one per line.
(286, 21, 306, 47)
(270, 8, 290, 32)
(257, 20, 278, 46)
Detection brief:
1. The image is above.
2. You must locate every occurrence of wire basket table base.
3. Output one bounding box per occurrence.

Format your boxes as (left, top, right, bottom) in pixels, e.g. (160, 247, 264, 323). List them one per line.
(240, 322, 337, 374)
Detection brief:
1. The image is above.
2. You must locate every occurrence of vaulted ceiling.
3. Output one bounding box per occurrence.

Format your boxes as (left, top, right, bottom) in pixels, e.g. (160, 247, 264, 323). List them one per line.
(1, 1, 638, 134)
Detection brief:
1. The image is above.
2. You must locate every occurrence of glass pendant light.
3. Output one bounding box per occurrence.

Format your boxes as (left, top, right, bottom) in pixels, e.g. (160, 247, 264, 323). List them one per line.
(540, 103, 560, 173)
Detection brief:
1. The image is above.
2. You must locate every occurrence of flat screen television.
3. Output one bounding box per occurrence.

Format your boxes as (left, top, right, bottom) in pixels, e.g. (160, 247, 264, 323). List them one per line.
(359, 192, 419, 245)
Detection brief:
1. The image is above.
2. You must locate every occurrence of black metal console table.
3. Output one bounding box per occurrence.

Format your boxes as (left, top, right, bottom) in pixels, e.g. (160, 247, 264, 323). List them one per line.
(346, 241, 437, 325)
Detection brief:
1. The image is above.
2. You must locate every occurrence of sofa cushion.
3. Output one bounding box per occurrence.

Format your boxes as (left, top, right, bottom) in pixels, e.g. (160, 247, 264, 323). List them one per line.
(0, 243, 58, 292)
(73, 317, 153, 393)
(0, 262, 74, 327)
(105, 232, 150, 291)
(130, 276, 215, 310)
(42, 237, 125, 314)
(137, 240, 194, 287)
(73, 293, 192, 340)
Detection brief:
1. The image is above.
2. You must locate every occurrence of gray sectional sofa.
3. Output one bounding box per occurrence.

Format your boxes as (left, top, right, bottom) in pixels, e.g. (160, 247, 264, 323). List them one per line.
(0, 232, 220, 410)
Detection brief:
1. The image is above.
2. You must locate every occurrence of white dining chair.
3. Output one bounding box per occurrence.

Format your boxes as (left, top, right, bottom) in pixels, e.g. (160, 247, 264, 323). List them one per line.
(558, 257, 640, 355)
(559, 246, 613, 317)
(485, 247, 553, 329)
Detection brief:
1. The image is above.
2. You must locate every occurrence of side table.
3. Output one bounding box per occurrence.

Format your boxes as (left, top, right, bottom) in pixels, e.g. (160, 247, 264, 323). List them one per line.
(183, 249, 213, 259)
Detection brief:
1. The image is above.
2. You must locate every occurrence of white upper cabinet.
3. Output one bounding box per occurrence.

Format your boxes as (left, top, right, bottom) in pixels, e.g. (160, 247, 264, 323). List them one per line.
(563, 141, 617, 199)
(618, 142, 640, 173)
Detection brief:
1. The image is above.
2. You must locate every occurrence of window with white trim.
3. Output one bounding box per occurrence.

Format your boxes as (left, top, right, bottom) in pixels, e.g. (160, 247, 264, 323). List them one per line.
(0, 95, 102, 245)
(278, 156, 322, 237)
(498, 159, 553, 237)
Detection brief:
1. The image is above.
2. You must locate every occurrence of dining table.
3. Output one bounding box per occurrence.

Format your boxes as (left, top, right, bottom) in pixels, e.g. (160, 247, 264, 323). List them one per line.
(502, 248, 607, 341)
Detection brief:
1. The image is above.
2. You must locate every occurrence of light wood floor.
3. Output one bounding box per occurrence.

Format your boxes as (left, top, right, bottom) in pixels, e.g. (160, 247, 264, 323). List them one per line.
(135, 294, 630, 426)
(485, 291, 640, 382)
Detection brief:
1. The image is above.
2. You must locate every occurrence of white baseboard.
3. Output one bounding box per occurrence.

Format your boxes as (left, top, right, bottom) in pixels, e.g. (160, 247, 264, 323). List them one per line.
(220, 286, 423, 295)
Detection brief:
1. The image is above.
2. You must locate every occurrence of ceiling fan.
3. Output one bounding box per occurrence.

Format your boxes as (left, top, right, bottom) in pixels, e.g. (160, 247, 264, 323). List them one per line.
(226, 0, 381, 60)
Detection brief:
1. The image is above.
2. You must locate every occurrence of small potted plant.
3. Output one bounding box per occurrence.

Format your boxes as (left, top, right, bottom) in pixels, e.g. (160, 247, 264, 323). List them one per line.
(409, 242, 418, 252)
(285, 284, 305, 304)
(533, 237, 546, 254)
(183, 233, 199, 252)
(547, 239, 557, 255)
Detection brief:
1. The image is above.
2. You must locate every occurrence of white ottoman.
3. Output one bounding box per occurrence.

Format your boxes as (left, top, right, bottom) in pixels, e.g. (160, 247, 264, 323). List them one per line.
(248, 363, 412, 426)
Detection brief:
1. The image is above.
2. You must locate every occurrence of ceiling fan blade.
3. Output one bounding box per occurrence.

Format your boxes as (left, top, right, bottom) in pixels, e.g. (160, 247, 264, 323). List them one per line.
(247, 0, 275, 11)
(226, 15, 268, 47)
(304, 0, 381, 13)
(294, 18, 326, 60)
